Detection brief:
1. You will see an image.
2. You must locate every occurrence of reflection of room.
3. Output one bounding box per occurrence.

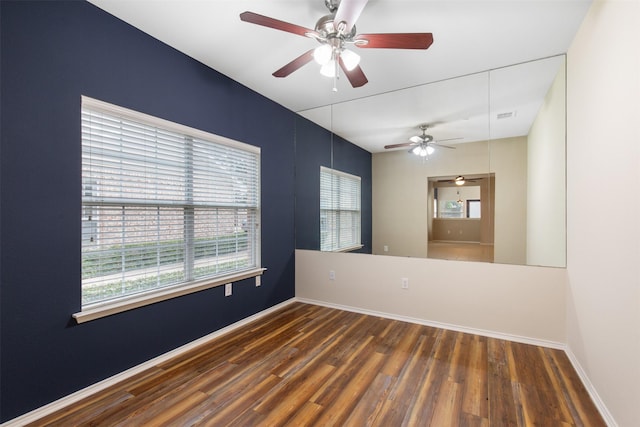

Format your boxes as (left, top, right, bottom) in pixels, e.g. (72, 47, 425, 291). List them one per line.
(370, 56, 565, 266)
(428, 177, 494, 262)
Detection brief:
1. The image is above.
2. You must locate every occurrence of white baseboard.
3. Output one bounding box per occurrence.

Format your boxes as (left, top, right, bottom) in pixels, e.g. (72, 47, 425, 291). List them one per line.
(0, 298, 297, 427)
(564, 348, 618, 427)
(295, 297, 565, 350)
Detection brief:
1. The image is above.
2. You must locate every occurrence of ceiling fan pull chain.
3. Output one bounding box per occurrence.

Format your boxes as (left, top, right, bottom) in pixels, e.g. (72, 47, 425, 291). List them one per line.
(333, 51, 339, 92)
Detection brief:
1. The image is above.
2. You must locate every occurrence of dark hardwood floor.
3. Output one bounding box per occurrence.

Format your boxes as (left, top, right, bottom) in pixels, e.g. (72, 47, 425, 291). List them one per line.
(29, 303, 605, 426)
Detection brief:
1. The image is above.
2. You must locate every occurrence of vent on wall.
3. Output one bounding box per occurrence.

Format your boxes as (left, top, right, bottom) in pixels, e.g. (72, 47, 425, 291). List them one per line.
(496, 111, 517, 119)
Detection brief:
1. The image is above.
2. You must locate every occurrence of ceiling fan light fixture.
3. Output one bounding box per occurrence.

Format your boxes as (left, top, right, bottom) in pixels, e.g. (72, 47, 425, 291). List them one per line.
(320, 60, 337, 77)
(412, 144, 433, 157)
(455, 176, 466, 185)
(313, 44, 333, 65)
(340, 48, 360, 71)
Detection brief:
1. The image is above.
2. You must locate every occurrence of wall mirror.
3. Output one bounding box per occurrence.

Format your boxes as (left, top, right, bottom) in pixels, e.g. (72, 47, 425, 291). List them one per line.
(295, 54, 566, 268)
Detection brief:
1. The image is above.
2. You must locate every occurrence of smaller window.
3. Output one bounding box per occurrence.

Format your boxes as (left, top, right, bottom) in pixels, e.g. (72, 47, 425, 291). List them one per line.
(320, 166, 362, 252)
(467, 200, 481, 218)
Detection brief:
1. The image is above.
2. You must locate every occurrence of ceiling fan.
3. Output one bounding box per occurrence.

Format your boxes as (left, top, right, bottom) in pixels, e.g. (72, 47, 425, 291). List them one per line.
(240, 0, 433, 89)
(384, 124, 461, 158)
(438, 176, 480, 186)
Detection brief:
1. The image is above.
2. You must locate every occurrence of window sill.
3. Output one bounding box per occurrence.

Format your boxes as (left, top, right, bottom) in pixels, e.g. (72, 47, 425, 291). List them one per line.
(334, 244, 364, 253)
(73, 268, 266, 324)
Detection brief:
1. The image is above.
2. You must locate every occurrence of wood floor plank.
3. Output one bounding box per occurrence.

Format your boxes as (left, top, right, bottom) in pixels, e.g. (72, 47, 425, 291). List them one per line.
(369, 332, 439, 426)
(25, 303, 606, 427)
(430, 378, 462, 427)
(487, 338, 520, 426)
(461, 335, 489, 419)
(253, 363, 336, 425)
(313, 351, 387, 426)
(403, 329, 458, 425)
(343, 372, 395, 426)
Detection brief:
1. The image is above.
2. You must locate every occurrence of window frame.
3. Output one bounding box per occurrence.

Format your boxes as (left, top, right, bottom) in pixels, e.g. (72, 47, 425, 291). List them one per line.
(74, 96, 264, 323)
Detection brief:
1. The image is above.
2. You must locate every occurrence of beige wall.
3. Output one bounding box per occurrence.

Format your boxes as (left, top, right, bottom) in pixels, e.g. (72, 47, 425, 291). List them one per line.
(372, 142, 490, 257)
(373, 139, 525, 259)
(432, 219, 481, 242)
(489, 136, 528, 264)
(566, 0, 640, 425)
(527, 60, 567, 267)
(296, 249, 567, 345)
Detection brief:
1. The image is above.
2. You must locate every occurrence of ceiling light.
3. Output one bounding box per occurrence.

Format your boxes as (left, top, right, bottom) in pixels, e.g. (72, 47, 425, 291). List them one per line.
(340, 49, 360, 71)
(320, 60, 336, 77)
(412, 144, 433, 157)
(313, 44, 332, 65)
(455, 177, 465, 185)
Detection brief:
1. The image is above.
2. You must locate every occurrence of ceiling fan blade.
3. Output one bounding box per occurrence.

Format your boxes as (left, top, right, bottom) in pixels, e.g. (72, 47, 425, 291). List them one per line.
(384, 142, 416, 149)
(273, 50, 315, 78)
(338, 58, 368, 88)
(334, 0, 369, 34)
(354, 33, 434, 49)
(436, 137, 464, 142)
(409, 136, 423, 143)
(431, 143, 456, 149)
(240, 11, 319, 38)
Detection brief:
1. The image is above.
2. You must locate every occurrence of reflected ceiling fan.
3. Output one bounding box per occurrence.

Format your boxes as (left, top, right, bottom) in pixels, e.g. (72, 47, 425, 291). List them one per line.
(240, 0, 433, 90)
(384, 124, 462, 158)
(438, 175, 480, 186)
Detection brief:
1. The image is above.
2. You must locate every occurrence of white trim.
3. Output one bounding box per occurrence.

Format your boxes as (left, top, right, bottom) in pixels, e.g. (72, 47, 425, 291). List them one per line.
(74, 268, 267, 323)
(295, 297, 566, 350)
(81, 96, 260, 154)
(2, 298, 296, 427)
(564, 347, 618, 427)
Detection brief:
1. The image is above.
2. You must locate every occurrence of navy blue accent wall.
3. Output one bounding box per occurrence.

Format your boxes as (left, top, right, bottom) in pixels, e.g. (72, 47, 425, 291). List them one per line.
(0, 1, 372, 421)
(294, 116, 372, 253)
(0, 1, 299, 421)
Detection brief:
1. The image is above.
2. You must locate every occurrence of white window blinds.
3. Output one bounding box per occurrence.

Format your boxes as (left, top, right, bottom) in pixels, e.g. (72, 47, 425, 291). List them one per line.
(320, 166, 361, 252)
(81, 97, 260, 307)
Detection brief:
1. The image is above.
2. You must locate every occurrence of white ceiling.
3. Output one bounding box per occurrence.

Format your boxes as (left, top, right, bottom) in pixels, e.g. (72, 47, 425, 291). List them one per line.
(88, 0, 591, 152)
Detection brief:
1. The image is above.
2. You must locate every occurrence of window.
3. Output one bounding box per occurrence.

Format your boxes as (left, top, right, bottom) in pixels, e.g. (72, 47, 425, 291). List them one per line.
(320, 166, 361, 252)
(467, 199, 481, 218)
(80, 97, 260, 312)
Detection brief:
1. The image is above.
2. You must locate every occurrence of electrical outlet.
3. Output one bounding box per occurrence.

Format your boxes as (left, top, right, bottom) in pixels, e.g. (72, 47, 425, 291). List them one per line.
(383, 245, 389, 252)
(401, 278, 409, 289)
(256, 275, 261, 287)
(329, 270, 336, 280)
(225, 283, 232, 296)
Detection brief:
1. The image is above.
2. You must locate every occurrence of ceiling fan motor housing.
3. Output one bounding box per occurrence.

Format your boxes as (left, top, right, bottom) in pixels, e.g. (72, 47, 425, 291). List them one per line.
(315, 14, 357, 40)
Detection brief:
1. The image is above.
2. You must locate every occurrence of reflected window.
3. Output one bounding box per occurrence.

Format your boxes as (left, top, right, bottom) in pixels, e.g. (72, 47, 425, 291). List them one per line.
(440, 200, 464, 218)
(434, 185, 481, 219)
(467, 200, 481, 218)
(320, 166, 361, 252)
